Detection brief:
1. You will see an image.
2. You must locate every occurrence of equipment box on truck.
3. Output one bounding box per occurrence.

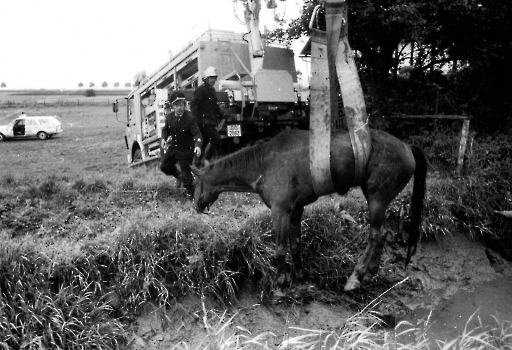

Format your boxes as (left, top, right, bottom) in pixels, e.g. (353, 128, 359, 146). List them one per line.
(113, 29, 309, 166)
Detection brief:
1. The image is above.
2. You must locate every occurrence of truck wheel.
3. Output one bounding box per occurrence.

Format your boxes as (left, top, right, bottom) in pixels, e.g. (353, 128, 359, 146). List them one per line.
(133, 149, 142, 163)
(37, 131, 48, 140)
(0, 133, 5, 142)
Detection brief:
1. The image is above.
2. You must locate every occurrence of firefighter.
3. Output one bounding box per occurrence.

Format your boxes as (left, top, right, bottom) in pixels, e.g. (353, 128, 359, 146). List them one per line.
(190, 66, 226, 166)
(160, 92, 202, 199)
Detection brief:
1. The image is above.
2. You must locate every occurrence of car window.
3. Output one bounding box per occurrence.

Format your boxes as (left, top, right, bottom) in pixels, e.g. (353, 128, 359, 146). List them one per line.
(14, 119, 25, 126)
(26, 119, 34, 126)
(43, 118, 58, 125)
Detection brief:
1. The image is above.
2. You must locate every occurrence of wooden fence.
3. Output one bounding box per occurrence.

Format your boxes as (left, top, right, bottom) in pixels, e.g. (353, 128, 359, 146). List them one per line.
(388, 114, 471, 176)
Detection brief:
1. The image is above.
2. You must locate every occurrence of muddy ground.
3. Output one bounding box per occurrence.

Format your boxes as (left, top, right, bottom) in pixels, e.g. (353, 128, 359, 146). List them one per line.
(125, 232, 512, 349)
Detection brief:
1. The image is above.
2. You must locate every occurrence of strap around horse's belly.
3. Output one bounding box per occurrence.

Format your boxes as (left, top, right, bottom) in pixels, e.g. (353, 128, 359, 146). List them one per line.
(330, 0, 371, 183)
(309, 27, 336, 196)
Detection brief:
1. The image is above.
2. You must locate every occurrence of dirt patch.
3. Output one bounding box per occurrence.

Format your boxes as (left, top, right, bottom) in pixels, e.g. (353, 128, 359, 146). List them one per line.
(123, 232, 512, 349)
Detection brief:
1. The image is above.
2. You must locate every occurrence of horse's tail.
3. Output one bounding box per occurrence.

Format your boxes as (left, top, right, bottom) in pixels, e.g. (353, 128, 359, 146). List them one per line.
(406, 145, 428, 266)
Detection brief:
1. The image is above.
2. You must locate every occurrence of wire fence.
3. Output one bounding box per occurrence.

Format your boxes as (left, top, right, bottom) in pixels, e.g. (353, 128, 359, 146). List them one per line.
(0, 98, 117, 107)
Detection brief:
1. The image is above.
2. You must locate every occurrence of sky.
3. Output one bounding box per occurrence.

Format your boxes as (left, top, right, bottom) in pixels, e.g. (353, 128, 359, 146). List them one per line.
(0, 0, 304, 90)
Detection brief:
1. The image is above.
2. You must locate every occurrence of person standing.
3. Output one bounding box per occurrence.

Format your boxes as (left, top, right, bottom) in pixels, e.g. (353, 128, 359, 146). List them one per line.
(160, 92, 202, 199)
(190, 66, 226, 165)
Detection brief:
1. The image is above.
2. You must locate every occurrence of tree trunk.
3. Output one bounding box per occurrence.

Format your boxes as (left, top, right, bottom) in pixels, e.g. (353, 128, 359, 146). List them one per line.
(368, 47, 395, 130)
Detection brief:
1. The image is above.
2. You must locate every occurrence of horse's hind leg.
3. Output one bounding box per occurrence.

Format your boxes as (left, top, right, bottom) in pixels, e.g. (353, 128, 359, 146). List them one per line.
(344, 199, 389, 291)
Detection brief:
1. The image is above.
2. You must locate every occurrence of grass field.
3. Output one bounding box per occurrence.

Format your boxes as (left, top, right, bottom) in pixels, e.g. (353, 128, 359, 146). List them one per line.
(0, 97, 128, 178)
(1, 92, 511, 349)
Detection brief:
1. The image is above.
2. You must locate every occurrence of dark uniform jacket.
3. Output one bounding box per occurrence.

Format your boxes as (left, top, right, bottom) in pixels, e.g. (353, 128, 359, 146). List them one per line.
(161, 110, 202, 159)
(190, 83, 224, 126)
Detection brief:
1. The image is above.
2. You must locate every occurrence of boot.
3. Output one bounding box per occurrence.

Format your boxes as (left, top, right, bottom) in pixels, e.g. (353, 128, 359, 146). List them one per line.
(174, 168, 183, 188)
(193, 153, 202, 168)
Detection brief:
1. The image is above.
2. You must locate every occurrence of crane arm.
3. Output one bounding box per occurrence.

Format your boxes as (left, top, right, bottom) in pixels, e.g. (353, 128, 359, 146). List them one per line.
(233, 0, 277, 73)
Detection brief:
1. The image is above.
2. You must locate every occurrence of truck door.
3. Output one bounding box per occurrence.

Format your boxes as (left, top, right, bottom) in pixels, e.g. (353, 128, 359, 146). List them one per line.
(13, 119, 25, 136)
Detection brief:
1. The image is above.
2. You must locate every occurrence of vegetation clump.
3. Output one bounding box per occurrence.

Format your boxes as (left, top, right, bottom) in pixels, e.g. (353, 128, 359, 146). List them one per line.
(84, 89, 96, 97)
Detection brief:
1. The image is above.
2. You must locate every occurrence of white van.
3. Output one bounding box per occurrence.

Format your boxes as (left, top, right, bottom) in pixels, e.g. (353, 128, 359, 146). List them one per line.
(0, 116, 63, 141)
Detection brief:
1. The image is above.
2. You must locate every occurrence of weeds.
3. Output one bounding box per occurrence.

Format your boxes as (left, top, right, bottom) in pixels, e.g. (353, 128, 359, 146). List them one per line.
(1, 127, 512, 348)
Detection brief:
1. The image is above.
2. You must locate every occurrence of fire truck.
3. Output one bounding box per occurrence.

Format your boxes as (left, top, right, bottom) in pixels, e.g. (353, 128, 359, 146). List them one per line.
(113, 22, 309, 165)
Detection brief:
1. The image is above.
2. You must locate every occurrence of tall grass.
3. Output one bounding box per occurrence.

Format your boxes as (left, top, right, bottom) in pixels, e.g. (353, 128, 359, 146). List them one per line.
(1, 126, 512, 348)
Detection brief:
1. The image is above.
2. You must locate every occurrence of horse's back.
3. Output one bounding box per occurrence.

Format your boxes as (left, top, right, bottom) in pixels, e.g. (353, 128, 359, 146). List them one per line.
(263, 128, 415, 196)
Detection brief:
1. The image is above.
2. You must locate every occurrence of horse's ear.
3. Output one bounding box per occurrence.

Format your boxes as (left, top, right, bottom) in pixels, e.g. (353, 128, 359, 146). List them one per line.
(190, 165, 201, 176)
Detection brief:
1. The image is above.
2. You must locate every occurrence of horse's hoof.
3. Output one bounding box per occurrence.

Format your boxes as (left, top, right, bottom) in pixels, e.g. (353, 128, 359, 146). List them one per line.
(344, 276, 361, 292)
(273, 288, 285, 297)
(270, 288, 286, 305)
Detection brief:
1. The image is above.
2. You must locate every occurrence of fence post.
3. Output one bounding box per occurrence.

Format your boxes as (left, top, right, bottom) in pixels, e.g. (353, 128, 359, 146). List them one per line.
(456, 118, 470, 176)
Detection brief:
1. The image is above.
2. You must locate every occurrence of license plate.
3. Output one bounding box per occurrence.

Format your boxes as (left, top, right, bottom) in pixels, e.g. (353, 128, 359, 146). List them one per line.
(227, 124, 242, 137)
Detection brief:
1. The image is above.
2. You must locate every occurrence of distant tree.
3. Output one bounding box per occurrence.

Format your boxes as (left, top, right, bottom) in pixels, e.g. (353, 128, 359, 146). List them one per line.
(1, 82, 6, 88)
(114, 82, 120, 88)
(125, 82, 131, 88)
(102, 81, 108, 88)
(89, 82, 95, 88)
(85, 89, 96, 97)
(78, 82, 84, 88)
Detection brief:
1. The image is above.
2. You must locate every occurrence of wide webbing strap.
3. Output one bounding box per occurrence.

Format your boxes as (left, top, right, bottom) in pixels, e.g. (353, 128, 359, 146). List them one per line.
(309, 25, 336, 196)
(309, 0, 371, 194)
(330, 0, 371, 184)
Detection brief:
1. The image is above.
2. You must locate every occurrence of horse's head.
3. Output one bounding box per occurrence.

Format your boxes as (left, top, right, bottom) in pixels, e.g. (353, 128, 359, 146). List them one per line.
(191, 164, 219, 213)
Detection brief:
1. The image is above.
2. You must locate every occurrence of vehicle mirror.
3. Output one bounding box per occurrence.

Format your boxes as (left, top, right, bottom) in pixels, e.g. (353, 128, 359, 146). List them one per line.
(112, 101, 118, 113)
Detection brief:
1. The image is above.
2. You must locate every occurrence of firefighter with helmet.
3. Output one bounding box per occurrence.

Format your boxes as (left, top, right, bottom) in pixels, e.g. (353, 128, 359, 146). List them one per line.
(190, 66, 226, 166)
(160, 91, 203, 199)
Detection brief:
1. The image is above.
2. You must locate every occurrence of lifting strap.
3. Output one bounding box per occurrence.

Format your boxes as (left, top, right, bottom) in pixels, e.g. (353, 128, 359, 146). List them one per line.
(309, 0, 371, 194)
(330, 0, 371, 184)
(309, 6, 336, 196)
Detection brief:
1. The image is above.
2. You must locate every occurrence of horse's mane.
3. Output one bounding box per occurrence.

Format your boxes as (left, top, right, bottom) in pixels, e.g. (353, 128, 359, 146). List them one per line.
(207, 139, 268, 176)
(207, 130, 290, 176)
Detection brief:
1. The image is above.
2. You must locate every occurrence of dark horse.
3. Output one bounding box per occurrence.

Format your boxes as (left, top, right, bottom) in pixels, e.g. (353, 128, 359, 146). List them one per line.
(192, 129, 427, 293)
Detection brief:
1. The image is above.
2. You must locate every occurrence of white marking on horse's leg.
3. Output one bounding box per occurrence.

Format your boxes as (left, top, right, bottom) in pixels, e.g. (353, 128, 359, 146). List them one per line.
(273, 288, 286, 298)
(344, 272, 361, 291)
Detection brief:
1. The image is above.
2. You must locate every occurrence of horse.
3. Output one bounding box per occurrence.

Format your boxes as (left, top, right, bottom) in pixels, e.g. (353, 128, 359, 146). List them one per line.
(191, 129, 427, 294)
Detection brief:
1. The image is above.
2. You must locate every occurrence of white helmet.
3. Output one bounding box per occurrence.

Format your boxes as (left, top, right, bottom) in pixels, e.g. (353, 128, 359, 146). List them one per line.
(203, 66, 218, 79)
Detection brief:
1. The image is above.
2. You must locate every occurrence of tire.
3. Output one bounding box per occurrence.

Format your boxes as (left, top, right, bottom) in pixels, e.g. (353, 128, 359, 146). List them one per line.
(37, 131, 48, 140)
(0, 133, 5, 142)
(133, 149, 142, 163)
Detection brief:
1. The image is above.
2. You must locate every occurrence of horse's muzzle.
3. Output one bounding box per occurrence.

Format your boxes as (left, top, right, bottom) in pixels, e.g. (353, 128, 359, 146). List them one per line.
(194, 200, 206, 214)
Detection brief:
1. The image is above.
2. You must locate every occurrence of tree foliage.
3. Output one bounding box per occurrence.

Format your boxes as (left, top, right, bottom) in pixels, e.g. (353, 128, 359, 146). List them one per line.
(1, 82, 6, 88)
(269, 0, 512, 131)
(89, 82, 95, 88)
(102, 81, 108, 88)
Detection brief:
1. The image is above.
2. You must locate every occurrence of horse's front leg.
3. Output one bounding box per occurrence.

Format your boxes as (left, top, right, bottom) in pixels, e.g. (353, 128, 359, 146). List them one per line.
(272, 207, 293, 297)
(344, 200, 388, 291)
(289, 206, 305, 282)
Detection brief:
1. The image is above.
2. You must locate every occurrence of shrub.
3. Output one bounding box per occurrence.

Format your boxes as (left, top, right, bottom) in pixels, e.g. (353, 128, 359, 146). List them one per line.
(85, 89, 96, 97)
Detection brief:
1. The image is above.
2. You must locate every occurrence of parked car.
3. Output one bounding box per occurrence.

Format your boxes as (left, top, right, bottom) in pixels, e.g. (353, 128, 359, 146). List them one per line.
(0, 116, 63, 141)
